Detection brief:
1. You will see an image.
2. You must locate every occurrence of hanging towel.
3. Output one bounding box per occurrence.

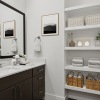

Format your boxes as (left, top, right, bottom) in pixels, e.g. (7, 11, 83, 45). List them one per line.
(11, 39, 18, 53)
(34, 37, 41, 51)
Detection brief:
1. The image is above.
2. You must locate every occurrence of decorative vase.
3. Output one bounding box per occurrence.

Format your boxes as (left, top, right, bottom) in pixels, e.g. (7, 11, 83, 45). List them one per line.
(95, 40, 100, 47)
(69, 33, 75, 47)
(69, 41, 75, 47)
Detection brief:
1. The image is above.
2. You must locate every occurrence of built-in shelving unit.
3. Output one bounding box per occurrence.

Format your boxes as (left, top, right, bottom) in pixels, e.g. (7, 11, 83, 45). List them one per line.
(65, 47, 100, 51)
(64, 0, 100, 99)
(65, 24, 100, 31)
(65, 3, 100, 12)
(65, 85, 100, 95)
(65, 65, 100, 73)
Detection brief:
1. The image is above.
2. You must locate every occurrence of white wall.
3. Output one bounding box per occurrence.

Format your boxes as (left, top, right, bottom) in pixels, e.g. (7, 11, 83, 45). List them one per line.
(2, 0, 26, 13)
(26, 0, 65, 100)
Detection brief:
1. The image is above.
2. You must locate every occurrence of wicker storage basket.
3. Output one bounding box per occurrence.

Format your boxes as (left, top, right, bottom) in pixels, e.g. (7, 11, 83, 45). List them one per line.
(86, 73, 95, 90)
(77, 72, 84, 88)
(94, 74, 100, 91)
(73, 75, 78, 87)
(85, 14, 100, 25)
(67, 71, 74, 86)
(68, 16, 84, 27)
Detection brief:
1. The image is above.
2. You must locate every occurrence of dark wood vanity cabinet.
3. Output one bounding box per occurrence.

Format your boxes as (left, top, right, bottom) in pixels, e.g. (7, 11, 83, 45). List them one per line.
(16, 78, 32, 100)
(0, 65, 45, 100)
(33, 65, 45, 100)
(0, 78, 32, 100)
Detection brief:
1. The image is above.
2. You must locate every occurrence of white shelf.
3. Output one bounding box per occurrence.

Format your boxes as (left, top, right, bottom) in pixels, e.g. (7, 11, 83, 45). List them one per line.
(65, 3, 100, 12)
(65, 85, 100, 95)
(65, 24, 100, 31)
(65, 47, 100, 51)
(65, 65, 100, 73)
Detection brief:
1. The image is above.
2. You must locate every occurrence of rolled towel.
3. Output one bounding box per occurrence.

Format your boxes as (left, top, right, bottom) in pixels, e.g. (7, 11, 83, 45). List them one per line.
(72, 63, 83, 67)
(34, 37, 41, 51)
(72, 59, 83, 64)
(88, 60, 100, 65)
(88, 65, 100, 68)
(11, 40, 17, 53)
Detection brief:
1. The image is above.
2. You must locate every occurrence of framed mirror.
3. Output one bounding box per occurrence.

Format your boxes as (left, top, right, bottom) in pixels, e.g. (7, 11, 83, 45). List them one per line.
(0, 1, 25, 58)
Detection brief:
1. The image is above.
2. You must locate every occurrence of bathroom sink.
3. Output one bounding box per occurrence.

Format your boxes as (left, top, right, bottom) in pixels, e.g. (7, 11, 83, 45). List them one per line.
(0, 65, 21, 71)
(0, 68, 18, 74)
(0, 64, 36, 74)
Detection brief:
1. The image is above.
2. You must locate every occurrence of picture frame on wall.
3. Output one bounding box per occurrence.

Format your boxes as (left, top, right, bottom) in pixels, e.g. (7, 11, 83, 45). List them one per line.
(41, 13, 59, 36)
(3, 20, 16, 38)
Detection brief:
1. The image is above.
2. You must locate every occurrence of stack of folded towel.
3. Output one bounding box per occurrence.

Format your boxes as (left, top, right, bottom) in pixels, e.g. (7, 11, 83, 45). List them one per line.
(72, 57, 83, 67)
(88, 58, 100, 68)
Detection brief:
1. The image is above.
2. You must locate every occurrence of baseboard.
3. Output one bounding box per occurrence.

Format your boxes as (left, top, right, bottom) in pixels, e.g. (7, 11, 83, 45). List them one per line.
(45, 93, 65, 100)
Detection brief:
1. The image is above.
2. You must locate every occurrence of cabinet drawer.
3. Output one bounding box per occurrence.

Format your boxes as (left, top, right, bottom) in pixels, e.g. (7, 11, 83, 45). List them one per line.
(33, 73, 45, 91)
(33, 87, 45, 100)
(33, 65, 45, 76)
(0, 69, 32, 92)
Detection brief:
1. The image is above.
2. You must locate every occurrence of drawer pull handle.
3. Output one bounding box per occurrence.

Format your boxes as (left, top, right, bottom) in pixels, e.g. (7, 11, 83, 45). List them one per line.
(14, 87, 17, 100)
(38, 69, 43, 72)
(38, 77, 43, 80)
(39, 90, 43, 94)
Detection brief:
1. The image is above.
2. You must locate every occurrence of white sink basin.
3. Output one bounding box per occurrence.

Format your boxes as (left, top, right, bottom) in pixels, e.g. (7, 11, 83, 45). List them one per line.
(0, 64, 36, 74)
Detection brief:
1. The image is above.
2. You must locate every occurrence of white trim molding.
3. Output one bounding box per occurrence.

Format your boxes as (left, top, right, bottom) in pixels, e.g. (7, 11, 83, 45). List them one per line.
(45, 93, 65, 100)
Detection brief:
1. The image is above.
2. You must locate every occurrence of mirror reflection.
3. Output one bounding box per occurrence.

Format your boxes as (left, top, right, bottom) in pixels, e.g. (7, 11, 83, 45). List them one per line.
(0, 3, 24, 57)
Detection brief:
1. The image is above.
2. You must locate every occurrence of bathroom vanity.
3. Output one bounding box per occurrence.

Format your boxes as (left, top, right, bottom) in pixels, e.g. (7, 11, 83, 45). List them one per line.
(0, 64, 45, 100)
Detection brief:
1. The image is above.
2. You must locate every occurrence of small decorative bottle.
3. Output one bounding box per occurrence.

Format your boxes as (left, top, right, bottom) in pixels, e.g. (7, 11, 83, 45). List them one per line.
(69, 33, 75, 47)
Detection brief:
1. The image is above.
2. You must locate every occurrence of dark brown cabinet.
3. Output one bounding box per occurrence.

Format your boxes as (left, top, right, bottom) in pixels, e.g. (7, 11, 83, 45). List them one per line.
(0, 86, 15, 100)
(0, 78, 32, 100)
(16, 78, 32, 100)
(0, 65, 45, 100)
(33, 73, 45, 91)
(33, 65, 45, 100)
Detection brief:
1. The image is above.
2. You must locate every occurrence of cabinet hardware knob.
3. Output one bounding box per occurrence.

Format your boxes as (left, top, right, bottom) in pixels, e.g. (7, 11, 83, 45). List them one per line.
(14, 87, 17, 100)
(39, 90, 43, 94)
(19, 86, 22, 100)
(38, 69, 43, 72)
(38, 77, 43, 80)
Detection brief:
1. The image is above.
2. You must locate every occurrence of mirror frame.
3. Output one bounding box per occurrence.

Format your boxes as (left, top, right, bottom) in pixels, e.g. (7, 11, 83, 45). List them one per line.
(0, 0, 26, 59)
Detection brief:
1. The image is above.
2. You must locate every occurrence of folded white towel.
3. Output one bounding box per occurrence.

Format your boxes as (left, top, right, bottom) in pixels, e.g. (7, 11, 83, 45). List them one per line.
(11, 40, 17, 53)
(88, 60, 100, 65)
(88, 65, 100, 68)
(72, 59, 83, 64)
(34, 39, 41, 51)
(72, 63, 83, 67)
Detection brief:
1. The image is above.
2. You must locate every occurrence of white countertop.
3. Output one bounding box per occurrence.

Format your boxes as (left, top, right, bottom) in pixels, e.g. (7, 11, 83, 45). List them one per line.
(0, 62, 45, 79)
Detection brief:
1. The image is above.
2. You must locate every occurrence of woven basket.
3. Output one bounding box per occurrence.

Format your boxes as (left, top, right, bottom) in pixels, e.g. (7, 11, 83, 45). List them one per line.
(73, 76, 78, 87)
(94, 74, 100, 91)
(67, 71, 74, 86)
(77, 72, 84, 88)
(86, 73, 95, 90)
(85, 14, 100, 25)
(68, 16, 84, 27)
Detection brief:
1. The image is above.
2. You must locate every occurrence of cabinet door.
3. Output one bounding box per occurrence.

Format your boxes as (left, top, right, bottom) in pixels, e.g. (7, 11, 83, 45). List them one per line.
(0, 86, 16, 100)
(16, 78, 32, 100)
